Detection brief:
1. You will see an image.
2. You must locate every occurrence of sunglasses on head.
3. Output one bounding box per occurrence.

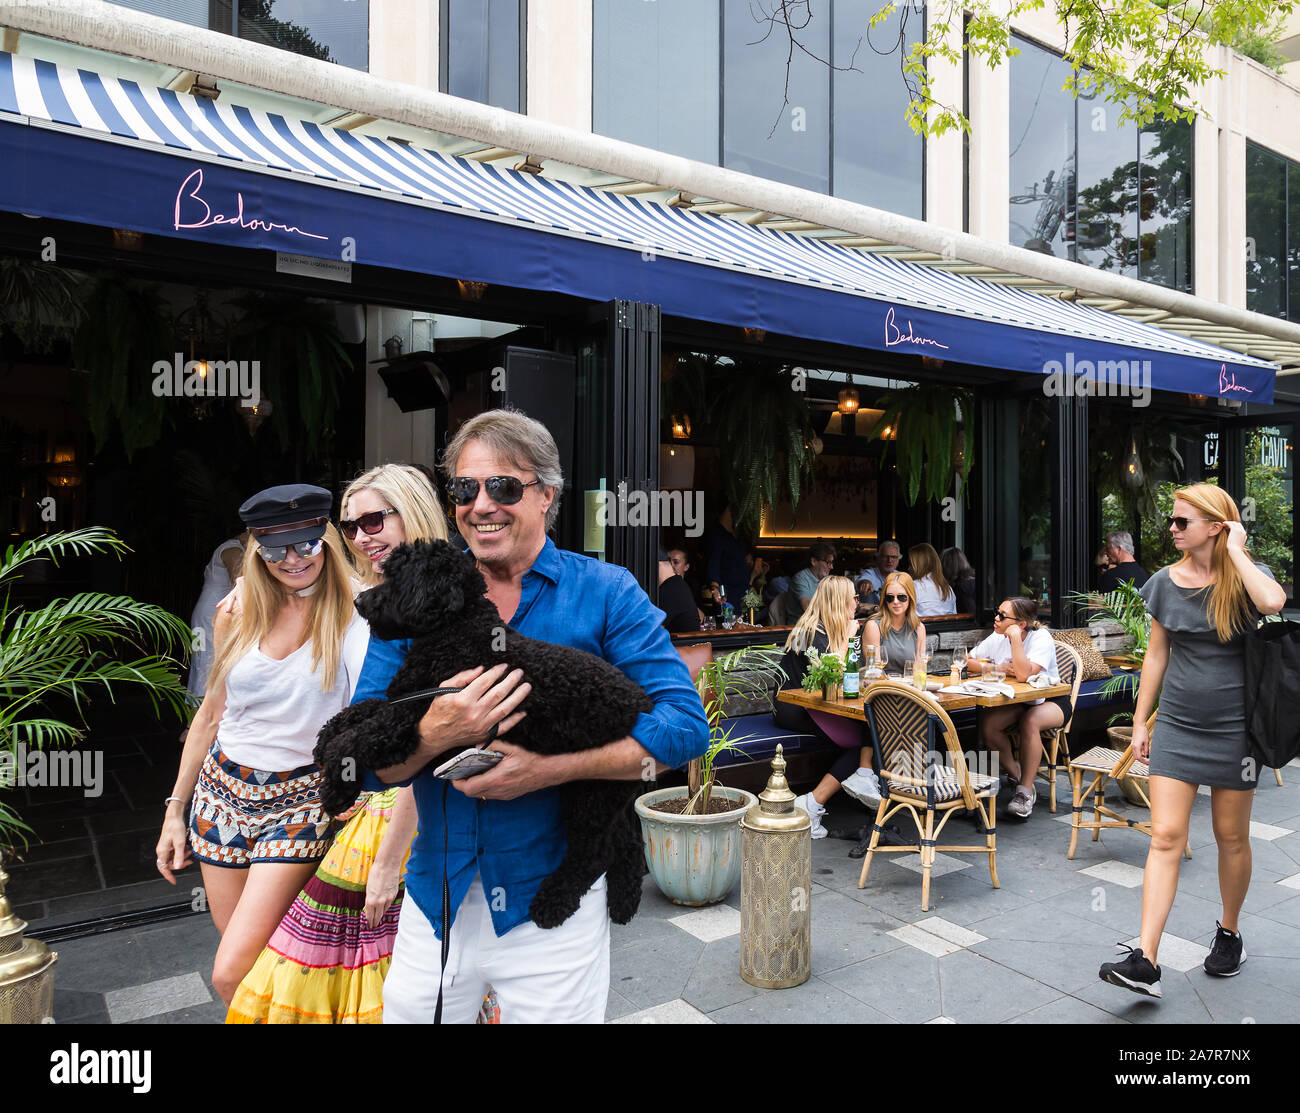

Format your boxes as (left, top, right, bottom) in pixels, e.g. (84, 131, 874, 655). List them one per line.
(446, 476, 541, 507)
(1166, 515, 1219, 531)
(883, 593, 908, 603)
(258, 537, 324, 563)
(340, 508, 398, 539)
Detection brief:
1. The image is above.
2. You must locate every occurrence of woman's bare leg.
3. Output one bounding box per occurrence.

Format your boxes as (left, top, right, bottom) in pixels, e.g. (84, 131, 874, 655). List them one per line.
(1209, 786, 1255, 933)
(1138, 776, 1199, 963)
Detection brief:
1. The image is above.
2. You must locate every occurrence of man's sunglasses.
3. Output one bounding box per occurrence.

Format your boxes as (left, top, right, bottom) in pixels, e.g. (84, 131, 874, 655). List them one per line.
(994, 610, 1011, 622)
(258, 537, 324, 563)
(446, 476, 541, 507)
(882, 593, 908, 603)
(1166, 516, 1219, 531)
(340, 508, 398, 539)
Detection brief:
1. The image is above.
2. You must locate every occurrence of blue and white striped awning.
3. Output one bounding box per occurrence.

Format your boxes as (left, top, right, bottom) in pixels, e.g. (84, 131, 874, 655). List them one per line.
(0, 49, 1275, 400)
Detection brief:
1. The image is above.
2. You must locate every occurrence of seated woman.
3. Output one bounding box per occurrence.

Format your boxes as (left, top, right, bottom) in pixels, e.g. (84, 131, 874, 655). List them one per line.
(966, 596, 1065, 820)
(941, 547, 977, 615)
(772, 575, 882, 838)
(908, 542, 957, 617)
(862, 571, 927, 679)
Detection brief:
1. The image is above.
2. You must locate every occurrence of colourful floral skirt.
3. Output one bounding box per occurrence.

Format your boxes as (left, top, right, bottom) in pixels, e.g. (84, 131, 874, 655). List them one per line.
(226, 789, 408, 1024)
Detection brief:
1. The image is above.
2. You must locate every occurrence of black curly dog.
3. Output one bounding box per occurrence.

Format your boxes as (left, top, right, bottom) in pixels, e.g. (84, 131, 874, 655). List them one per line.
(314, 540, 655, 929)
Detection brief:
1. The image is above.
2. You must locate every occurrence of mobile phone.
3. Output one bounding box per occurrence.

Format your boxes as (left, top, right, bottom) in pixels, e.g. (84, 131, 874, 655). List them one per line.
(433, 748, 505, 780)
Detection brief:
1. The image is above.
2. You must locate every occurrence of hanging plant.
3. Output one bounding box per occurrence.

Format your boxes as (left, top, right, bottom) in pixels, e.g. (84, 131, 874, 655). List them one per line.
(0, 257, 85, 355)
(1090, 420, 1184, 523)
(714, 360, 815, 538)
(872, 384, 974, 506)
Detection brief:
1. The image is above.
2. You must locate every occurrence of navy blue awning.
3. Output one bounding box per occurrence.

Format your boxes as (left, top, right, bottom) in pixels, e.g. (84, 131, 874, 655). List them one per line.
(0, 49, 1275, 402)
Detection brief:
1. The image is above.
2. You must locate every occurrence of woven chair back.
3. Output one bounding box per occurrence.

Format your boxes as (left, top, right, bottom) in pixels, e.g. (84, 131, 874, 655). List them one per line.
(864, 680, 973, 808)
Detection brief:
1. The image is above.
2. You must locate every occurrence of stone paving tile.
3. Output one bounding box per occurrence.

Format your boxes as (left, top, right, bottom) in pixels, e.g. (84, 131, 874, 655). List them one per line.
(1256, 893, 1300, 929)
(125, 999, 230, 1025)
(1250, 820, 1295, 842)
(913, 916, 987, 947)
(5, 854, 101, 902)
(888, 923, 962, 957)
(1007, 994, 1132, 1024)
(1277, 873, 1300, 890)
(680, 937, 764, 1014)
(611, 908, 700, 953)
(52, 987, 110, 1024)
(1173, 860, 1295, 911)
(604, 987, 639, 1021)
(810, 890, 909, 974)
(106, 972, 212, 1024)
(1236, 909, 1300, 959)
(888, 851, 971, 878)
(820, 945, 945, 1022)
(669, 904, 740, 943)
(1124, 932, 1208, 973)
(966, 897, 1127, 947)
(1078, 972, 1213, 1023)
(1191, 969, 1300, 1024)
(937, 949, 1062, 1024)
(610, 933, 704, 1010)
(972, 936, 1123, 996)
(611, 999, 714, 1024)
(1079, 860, 1146, 888)
(708, 974, 896, 1024)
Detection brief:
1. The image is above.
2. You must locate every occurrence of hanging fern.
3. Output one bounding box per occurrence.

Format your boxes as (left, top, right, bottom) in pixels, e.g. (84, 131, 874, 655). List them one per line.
(872, 384, 974, 506)
(0, 257, 85, 354)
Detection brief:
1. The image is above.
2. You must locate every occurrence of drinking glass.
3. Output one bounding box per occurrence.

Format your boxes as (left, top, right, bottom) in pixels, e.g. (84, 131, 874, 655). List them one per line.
(952, 648, 968, 674)
(863, 644, 878, 678)
(876, 646, 888, 675)
(988, 663, 1006, 684)
(902, 660, 914, 686)
(915, 655, 930, 690)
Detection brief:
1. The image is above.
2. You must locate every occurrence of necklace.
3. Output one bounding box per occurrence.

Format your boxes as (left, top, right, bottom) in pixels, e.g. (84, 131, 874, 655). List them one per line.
(291, 582, 318, 598)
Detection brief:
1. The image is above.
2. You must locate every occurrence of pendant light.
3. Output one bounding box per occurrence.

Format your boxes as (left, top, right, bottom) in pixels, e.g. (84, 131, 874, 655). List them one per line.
(1122, 434, 1144, 488)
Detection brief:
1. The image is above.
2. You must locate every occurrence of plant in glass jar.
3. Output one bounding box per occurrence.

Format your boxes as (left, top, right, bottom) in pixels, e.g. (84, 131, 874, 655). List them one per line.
(741, 589, 762, 625)
(801, 648, 845, 700)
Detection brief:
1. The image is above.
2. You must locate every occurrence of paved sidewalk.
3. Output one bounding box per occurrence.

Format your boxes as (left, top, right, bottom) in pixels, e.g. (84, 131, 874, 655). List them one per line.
(41, 767, 1300, 1024)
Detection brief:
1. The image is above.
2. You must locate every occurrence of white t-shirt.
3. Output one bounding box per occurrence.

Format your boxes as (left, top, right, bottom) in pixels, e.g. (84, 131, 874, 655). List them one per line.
(913, 574, 956, 617)
(216, 610, 371, 771)
(969, 627, 1060, 704)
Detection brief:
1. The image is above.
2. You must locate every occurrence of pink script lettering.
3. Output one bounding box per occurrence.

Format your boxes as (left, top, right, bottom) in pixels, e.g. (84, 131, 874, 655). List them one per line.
(1218, 363, 1253, 395)
(173, 168, 328, 242)
(884, 306, 949, 350)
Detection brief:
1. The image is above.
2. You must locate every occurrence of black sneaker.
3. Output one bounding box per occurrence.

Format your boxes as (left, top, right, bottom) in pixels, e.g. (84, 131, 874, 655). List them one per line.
(1099, 945, 1163, 998)
(1204, 922, 1246, 977)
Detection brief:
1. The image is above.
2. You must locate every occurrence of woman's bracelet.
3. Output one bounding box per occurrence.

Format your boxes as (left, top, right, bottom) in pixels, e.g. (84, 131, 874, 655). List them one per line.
(165, 795, 187, 808)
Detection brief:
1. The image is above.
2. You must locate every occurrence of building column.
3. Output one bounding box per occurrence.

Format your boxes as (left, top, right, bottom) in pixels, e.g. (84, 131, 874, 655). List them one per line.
(1051, 392, 1089, 629)
(924, 18, 965, 230)
(527, 0, 593, 131)
(369, 0, 439, 90)
(965, 49, 1010, 241)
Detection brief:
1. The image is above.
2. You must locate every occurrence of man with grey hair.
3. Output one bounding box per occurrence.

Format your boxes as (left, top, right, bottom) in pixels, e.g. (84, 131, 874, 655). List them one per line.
(352, 408, 708, 1024)
(1099, 530, 1150, 594)
(855, 540, 902, 607)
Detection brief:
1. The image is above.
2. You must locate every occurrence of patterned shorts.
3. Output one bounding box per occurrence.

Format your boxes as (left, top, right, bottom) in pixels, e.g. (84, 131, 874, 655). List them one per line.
(189, 741, 334, 868)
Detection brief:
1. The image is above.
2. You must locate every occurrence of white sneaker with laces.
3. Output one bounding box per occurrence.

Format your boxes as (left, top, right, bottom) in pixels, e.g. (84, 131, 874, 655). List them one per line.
(840, 768, 883, 808)
(1007, 785, 1036, 818)
(793, 794, 828, 839)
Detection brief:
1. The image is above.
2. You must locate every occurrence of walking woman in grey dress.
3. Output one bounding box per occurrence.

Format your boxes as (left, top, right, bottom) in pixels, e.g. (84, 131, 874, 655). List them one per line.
(1100, 484, 1285, 999)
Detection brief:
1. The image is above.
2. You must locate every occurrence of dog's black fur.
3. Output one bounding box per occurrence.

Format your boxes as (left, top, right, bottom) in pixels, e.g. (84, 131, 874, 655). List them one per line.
(314, 540, 655, 929)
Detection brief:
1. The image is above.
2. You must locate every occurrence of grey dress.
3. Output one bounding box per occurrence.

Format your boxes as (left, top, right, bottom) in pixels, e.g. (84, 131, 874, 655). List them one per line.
(876, 621, 919, 675)
(1139, 563, 1275, 789)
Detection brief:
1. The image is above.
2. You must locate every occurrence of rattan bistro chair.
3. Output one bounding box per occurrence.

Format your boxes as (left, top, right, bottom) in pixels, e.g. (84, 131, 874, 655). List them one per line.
(1065, 711, 1192, 861)
(858, 680, 1000, 911)
(1005, 640, 1083, 814)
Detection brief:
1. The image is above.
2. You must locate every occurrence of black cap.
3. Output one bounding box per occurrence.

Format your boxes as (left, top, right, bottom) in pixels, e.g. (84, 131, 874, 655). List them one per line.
(239, 484, 332, 547)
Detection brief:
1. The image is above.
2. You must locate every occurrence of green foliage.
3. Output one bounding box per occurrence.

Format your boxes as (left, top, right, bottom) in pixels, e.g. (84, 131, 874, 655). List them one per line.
(872, 384, 974, 506)
(799, 648, 845, 693)
(686, 644, 786, 815)
(0, 529, 194, 850)
(870, 0, 1295, 138)
(1243, 432, 1294, 587)
(1091, 419, 1185, 526)
(1068, 580, 1152, 722)
(0, 258, 84, 354)
(71, 277, 174, 459)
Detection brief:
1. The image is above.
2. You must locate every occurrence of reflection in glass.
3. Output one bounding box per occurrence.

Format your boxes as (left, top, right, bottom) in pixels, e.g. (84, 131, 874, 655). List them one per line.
(446, 0, 523, 111)
(108, 0, 210, 26)
(1009, 38, 1075, 256)
(1073, 94, 1137, 277)
(831, 0, 922, 216)
(1246, 143, 1288, 319)
(1245, 424, 1294, 598)
(593, 0, 719, 163)
(723, 0, 830, 193)
(235, 0, 369, 70)
(1019, 394, 1052, 604)
(1138, 120, 1191, 291)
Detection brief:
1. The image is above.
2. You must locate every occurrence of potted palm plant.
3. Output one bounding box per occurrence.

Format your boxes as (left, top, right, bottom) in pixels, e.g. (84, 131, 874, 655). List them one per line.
(636, 645, 784, 906)
(0, 528, 193, 1023)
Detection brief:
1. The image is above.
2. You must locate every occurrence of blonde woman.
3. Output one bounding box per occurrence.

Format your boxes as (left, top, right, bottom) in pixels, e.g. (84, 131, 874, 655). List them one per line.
(862, 571, 928, 678)
(155, 485, 370, 1006)
(773, 576, 879, 838)
(908, 542, 956, 617)
(1100, 485, 1284, 999)
(227, 463, 454, 1024)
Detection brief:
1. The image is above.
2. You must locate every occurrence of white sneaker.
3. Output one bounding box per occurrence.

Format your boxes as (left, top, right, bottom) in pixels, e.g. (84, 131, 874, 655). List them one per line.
(840, 768, 883, 808)
(793, 794, 828, 839)
(1007, 785, 1036, 819)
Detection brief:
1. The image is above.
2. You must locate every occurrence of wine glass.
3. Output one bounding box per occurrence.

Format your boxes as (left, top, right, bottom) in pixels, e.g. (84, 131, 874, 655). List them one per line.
(876, 646, 888, 676)
(902, 660, 914, 686)
(952, 648, 968, 675)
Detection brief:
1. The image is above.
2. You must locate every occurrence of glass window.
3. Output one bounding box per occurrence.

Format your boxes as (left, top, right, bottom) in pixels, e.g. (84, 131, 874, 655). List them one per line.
(1246, 143, 1289, 319)
(1073, 91, 1138, 278)
(1008, 39, 1075, 256)
(1246, 424, 1295, 599)
(443, 0, 524, 113)
(1138, 119, 1192, 290)
(235, 1, 368, 70)
(831, 0, 923, 216)
(592, 0, 719, 163)
(722, 0, 830, 193)
(107, 0, 210, 27)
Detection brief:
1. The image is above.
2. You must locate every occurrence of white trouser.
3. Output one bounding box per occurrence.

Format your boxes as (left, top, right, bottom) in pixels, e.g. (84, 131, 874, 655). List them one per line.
(382, 875, 610, 1024)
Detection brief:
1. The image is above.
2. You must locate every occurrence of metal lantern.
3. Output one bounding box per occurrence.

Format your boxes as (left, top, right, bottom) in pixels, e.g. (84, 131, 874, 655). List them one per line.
(740, 745, 811, 989)
(0, 866, 57, 1024)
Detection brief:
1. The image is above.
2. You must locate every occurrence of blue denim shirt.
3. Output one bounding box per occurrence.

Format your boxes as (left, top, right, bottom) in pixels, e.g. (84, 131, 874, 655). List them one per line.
(353, 538, 709, 939)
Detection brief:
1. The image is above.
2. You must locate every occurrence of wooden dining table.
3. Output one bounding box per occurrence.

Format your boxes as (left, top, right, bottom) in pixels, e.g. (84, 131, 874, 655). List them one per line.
(777, 676, 1074, 719)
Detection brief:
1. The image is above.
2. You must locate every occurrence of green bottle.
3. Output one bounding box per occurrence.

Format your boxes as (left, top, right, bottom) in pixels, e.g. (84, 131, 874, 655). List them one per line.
(843, 635, 861, 698)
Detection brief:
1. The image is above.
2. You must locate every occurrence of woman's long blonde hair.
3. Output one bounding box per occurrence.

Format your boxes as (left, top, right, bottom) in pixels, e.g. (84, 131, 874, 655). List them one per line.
(341, 464, 449, 585)
(1172, 483, 1253, 642)
(207, 523, 357, 694)
(784, 575, 856, 657)
(908, 542, 953, 602)
(872, 572, 920, 636)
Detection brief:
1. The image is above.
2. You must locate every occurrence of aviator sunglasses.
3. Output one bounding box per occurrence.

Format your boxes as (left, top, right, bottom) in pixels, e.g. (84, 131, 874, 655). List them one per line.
(340, 508, 399, 539)
(882, 593, 909, 603)
(1166, 515, 1220, 531)
(258, 537, 324, 563)
(446, 476, 541, 507)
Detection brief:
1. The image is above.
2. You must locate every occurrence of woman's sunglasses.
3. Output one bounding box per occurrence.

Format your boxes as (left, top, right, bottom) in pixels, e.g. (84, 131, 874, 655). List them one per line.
(258, 537, 324, 563)
(446, 476, 541, 507)
(340, 508, 398, 539)
(882, 593, 908, 603)
(1166, 516, 1220, 531)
